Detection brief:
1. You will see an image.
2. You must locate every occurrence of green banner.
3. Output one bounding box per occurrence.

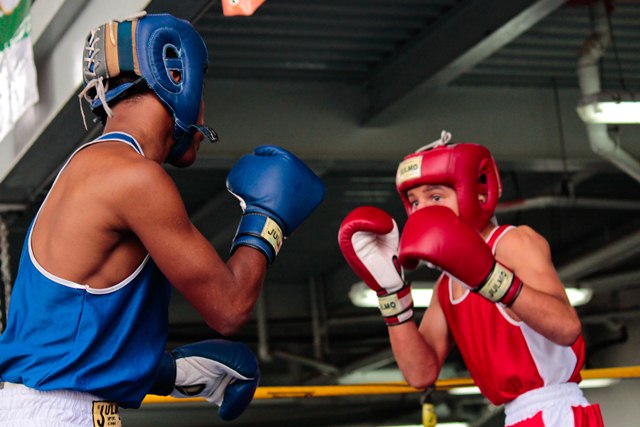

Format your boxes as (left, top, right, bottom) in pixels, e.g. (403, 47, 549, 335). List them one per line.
(0, 0, 31, 49)
(0, 0, 38, 142)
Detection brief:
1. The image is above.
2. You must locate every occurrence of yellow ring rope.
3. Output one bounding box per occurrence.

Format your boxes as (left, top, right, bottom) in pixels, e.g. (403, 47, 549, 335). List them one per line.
(142, 365, 640, 404)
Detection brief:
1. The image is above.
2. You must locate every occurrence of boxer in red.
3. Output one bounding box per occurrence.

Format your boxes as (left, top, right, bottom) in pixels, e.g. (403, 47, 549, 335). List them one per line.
(338, 131, 604, 426)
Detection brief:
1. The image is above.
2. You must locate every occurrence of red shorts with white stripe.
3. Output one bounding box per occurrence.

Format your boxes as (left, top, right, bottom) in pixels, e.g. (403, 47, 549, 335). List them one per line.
(505, 383, 604, 427)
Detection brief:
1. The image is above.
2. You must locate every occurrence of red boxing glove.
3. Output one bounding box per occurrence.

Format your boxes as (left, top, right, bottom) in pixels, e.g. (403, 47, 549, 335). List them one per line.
(338, 206, 413, 326)
(398, 206, 522, 306)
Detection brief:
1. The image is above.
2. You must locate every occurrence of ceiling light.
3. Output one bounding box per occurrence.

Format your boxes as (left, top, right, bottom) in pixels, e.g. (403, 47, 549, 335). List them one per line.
(578, 378, 620, 389)
(447, 386, 481, 396)
(565, 287, 593, 307)
(577, 92, 640, 124)
(349, 282, 592, 308)
(338, 369, 405, 384)
(349, 281, 434, 308)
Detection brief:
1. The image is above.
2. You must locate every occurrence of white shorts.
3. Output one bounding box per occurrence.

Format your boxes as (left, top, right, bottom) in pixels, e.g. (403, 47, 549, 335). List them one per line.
(504, 383, 603, 427)
(0, 382, 122, 427)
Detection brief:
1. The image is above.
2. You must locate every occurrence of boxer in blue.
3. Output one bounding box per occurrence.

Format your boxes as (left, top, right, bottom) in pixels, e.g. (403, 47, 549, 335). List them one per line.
(0, 12, 325, 426)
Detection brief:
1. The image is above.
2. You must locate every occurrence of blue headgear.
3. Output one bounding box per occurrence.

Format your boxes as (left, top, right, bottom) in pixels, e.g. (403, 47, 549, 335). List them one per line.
(79, 12, 218, 163)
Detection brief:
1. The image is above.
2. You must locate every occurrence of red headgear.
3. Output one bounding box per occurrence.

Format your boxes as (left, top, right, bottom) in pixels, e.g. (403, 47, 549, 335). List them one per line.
(395, 131, 502, 232)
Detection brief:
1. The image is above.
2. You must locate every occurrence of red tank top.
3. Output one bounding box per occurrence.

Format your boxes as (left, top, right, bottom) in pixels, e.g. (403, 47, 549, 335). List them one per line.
(437, 225, 584, 405)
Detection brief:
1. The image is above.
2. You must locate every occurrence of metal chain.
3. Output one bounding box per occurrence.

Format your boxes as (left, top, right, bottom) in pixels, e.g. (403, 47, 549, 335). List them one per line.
(0, 216, 12, 333)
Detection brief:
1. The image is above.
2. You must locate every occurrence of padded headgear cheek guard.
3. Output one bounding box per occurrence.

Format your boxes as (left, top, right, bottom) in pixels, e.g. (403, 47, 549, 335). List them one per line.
(79, 12, 218, 163)
(396, 132, 502, 232)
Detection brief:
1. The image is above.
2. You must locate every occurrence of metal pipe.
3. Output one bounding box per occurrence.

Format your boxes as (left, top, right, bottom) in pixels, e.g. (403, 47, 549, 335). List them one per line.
(557, 228, 640, 281)
(0, 204, 27, 213)
(497, 196, 640, 213)
(271, 350, 340, 376)
(578, 269, 640, 293)
(256, 293, 273, 363)
(309, 276, 324, 361)
(577, 1, 640, 183)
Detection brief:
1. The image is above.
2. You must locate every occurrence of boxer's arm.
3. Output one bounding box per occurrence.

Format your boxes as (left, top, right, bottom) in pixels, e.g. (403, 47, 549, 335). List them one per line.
(388, 282, 451, 389)
(119, 161, 266, 335)
(496, 226, 582, 346)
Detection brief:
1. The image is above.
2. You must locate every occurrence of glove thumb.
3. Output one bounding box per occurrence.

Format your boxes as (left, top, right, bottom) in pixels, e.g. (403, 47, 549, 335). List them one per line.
(219, 368, 260, 421)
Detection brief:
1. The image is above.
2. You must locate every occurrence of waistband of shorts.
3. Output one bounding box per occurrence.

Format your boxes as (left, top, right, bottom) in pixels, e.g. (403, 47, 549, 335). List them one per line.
(0, 381, 24, 390)
(504, 382, 588, 424)
(0, 381, 107, 403)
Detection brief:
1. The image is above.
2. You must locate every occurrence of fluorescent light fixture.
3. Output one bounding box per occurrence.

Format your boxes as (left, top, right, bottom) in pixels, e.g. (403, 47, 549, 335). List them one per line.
(448, 386, 481, 396)
(565, 288, 593, 307)
(577, 92, 640, 124)
(349, 282, 592, 308)
(338, 369, 406, 384)
(349, 281, 434, 308)
(578, 378, 620, 389)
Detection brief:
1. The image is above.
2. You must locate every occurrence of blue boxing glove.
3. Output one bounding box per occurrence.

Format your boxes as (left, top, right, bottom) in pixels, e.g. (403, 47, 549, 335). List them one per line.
(149, 340, 260, 421)
(226, 145, 325, 263)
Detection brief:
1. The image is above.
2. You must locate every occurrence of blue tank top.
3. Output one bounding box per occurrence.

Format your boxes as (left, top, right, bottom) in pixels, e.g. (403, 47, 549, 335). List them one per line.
(0, 132, 172, 408)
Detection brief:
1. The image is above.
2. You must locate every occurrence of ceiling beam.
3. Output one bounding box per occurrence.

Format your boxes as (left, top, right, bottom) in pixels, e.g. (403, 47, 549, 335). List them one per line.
(363, 0, 566, 125)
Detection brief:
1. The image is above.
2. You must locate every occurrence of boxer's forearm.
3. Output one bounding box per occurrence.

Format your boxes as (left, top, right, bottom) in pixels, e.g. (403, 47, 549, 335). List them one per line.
(508, 283, 582, 346)
(389, 322, 441, 389)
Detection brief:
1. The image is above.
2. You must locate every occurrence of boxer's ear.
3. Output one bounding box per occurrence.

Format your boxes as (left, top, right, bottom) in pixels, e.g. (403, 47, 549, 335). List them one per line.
(170, 69, 182, 83)
(477, 173, 488, 205)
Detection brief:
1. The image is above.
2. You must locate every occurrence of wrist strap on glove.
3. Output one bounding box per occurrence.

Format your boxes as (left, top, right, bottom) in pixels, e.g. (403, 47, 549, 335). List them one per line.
(378, 284, 414, 326)
(232, 209, 285, 264)
(476, 261, 523, 307)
